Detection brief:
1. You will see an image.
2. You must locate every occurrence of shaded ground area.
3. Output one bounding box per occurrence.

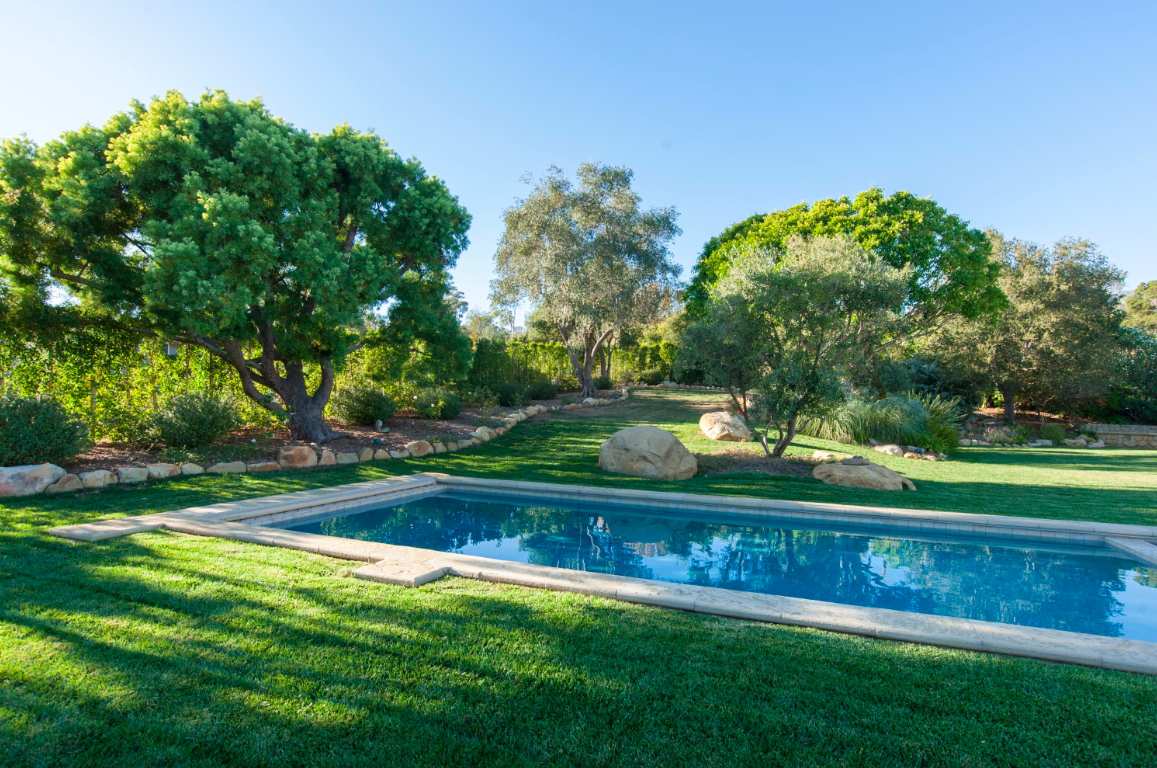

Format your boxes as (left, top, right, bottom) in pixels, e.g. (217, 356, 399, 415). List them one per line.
(3, 388, 1156, 766)
(65, 390, 604, 473)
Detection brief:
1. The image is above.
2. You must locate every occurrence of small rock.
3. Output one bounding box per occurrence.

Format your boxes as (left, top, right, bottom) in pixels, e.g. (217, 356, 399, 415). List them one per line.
(319, 450, 336, 466)
(147, 463, 181, 479)
(903, 452, 921, 460)
(495, 427, 507, 436)
(181, 463, 204, 475)
(336, 452, 359, 464)
(358, 447, 374, 463)
(405, 440, 434, 458)
(373, 449, 390, 460)
(445, 441, 459, 452)
(44, 474, 83, 494)
(79, 469, 118, 489)
(247, 461, 281, 472)
(841, 456, 870, 465)
(117, 467, 149, 484)
(1087, 440, 1106, 448)
(433, 442, 447, 454)
(388, 449, 409, 459)
(206, 461, 247, 474)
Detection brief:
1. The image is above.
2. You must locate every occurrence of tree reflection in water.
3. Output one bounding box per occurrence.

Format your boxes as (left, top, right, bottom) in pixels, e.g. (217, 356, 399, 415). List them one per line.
(292, 493, 1147, 637)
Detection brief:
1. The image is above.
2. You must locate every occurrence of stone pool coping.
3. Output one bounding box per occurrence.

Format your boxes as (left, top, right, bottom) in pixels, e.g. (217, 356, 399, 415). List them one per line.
(50, 472, 1157, 675)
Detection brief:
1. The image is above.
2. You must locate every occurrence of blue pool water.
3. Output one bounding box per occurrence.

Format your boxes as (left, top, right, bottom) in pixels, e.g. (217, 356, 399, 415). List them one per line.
(276, 491, 1157, 640)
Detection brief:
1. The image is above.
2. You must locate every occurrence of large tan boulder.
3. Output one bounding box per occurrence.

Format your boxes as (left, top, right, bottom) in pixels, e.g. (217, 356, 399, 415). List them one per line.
(699, 412, 751, 442)
(598, 426, 698, 481)
(117, 467, 149, 484)
(405, 440, 434, 457)
(148, 463, 181, 479)
(79, 469, 117, 489)
(44, 473, 83, 494)
(207, 461, 247, 474)
(812, 461, 916, 491)
(0, 463, 65, 496)
(277, 446, 317, 469)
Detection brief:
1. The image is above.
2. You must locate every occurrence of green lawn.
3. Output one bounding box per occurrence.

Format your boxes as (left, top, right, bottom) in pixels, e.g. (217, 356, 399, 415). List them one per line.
(2, 389, 1156, 766)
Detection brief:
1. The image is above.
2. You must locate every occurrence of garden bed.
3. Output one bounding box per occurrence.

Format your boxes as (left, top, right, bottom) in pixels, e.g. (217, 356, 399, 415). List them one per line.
(63, 391, 604, 474)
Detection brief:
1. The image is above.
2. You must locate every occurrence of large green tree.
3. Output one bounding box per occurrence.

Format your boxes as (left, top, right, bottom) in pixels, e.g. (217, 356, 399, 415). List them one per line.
(491, 163, 681, 397)
(931, 232, 1125, 422)
(684, 188, 1002, 333)
(682, 236, 911, 457)
(1125, 280, 1157, 332)
(0, 90, 470, 443)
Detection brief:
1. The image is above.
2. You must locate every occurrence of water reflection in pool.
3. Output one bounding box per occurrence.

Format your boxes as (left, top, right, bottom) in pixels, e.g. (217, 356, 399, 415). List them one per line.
(278, 492, 1157, 640)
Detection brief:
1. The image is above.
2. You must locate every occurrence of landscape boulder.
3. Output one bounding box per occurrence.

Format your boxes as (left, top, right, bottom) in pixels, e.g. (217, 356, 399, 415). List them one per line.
(0, 463, 66, 496)
(873, 444, 905, 457)
(405, 440, 434, 457)
(598, 426, 698, 481)
(699, 412, 752, 442)
(433, 442, 447, 454)
(207, 461, 247, 474)
(79, 469, 118, 489)
(148, 463, 181, 479)
(374, 449, 390, 460)
(44, 474, 83, 494)
(336, 452, 359, 465)
(319, 450, 336, 466)
(1062, 437, 1088, 447)
(812, 461, 916, 491)
(278, 446, 318, 469)
(359, 448, 374, 462)
(247, 461, 281, 472)
(389, 449, 409, 459)
(181, 463, 204, 475)
(117, 467, 149, 484)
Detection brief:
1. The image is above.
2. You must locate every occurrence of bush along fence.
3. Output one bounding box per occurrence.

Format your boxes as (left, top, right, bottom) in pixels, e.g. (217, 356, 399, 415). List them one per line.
(0, 395, 623, 498)
(465, 339, 686, 391)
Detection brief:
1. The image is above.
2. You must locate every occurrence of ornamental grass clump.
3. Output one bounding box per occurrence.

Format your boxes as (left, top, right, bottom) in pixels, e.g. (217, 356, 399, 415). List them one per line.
(801, 393, 963, 454)
(0, 395, 92, 466)
(152, 392, 240, 449)
(329, 385, 397, 426)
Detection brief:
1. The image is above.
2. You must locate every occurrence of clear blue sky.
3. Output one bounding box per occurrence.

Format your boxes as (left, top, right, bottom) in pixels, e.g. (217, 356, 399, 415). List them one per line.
(3, 1, 1153, 315)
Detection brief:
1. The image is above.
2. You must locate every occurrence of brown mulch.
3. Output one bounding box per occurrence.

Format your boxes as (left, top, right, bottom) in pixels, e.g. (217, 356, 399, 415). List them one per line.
(694, 446, 819, 479)
(65, 390, 603, 474)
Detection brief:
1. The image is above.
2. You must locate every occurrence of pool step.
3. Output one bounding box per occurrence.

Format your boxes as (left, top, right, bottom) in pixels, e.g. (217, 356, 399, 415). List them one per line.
(1106, 537, 1157, 567)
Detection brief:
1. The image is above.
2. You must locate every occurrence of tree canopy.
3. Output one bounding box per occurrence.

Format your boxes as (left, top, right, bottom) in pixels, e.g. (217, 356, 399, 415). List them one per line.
(0, 90, 470, 442)
(930, 232, 1125, 421)
(490, 163, 681, 396)
(1125, 280, 1157, 333)
(683, 188, 1002, 330)
(682, 236, 912, 456)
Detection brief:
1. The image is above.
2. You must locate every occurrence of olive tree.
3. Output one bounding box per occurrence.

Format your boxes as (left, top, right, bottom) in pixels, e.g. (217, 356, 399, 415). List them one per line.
(0, 90, 470, 443)
(931, 232, 1125, 422)
(491, 164, 681, 397)
(682, 236, 911, 457)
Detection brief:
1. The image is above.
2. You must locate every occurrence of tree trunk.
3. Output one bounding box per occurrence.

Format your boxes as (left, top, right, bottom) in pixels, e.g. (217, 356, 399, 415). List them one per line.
(287, 397, 339, 444)
(999, 384, 1016, 424)
(771, 416, 798, 458)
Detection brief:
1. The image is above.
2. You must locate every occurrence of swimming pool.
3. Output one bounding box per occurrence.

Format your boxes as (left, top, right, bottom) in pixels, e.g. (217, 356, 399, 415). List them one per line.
(274, 489, 1157, 641)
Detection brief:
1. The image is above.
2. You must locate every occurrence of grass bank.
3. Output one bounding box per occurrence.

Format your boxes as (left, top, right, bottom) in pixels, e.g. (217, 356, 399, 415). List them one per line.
(2, 389, 1155, 766)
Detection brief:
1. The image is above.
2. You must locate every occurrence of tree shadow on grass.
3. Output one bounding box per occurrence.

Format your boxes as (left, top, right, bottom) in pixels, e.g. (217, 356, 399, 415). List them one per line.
(3, 515, 1157, 767)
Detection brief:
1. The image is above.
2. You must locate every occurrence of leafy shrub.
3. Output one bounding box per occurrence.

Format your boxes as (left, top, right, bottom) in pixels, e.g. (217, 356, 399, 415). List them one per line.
(496, 382, 529, 407)
(152, 392, 240, 449)
(413, 387, 463, 420)
(98, 400, 157, 446)
(0, 395, 92, 466)
(330, 385, 396, 426)
(593, 375, 613, 390)
(800, 392, 962, 454)
(560, 395, 575, 406)
(1013, 423, 1036, 444)
(1041, 424, 1066, 443)
(528, 380, 558, 400)
(640, 369, 664, 385)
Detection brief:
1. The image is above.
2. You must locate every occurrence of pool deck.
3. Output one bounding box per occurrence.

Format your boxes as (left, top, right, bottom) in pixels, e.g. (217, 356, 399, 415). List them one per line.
(50, 472, 1157, 676)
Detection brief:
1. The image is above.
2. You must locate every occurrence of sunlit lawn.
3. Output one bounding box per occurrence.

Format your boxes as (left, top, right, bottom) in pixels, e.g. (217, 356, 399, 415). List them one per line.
(2, 389, 1155, 766)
